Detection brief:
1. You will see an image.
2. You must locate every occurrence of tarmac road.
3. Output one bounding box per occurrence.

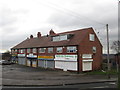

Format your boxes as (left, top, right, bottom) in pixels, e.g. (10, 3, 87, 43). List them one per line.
(2, 64, 118, 89)
(2, 81, 117, 89)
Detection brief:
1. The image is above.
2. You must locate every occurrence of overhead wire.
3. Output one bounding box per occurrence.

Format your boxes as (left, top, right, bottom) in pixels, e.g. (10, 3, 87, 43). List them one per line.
(38, 1, 109, 40)
(38, 0, 107, 45)
(38, 1, 105, 28)
(47, 1, 105, 25)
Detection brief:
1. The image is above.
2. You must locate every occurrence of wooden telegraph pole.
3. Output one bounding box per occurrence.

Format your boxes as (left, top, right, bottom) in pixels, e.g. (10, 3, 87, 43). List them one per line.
(106, 24, 110, 79)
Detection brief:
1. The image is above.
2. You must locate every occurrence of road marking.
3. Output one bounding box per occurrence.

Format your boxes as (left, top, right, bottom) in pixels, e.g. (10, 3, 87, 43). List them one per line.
(109, 82, 116, 85)
(93, 86, 109, 88)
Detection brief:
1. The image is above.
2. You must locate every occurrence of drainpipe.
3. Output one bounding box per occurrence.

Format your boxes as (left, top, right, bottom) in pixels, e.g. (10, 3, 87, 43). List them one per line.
(77, 45, 80, 74)
(36, 47, 38, 67)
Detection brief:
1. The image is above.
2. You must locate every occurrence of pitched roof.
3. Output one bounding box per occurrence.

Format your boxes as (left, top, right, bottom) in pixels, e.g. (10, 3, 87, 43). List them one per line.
(12, 27, 94, 49)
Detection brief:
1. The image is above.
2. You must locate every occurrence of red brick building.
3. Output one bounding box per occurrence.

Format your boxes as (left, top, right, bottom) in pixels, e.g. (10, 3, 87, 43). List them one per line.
(115, 53, 120, 67)
(11, 27, 102, 72)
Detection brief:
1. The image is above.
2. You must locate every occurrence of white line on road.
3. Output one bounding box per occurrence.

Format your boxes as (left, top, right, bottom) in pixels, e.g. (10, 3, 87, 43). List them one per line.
(93, 86, 109, 88)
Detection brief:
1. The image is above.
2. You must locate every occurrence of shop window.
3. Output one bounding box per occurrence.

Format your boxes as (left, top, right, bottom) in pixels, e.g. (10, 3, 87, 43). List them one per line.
(39, 48, 46, 53)
(48, 48, 53, 53)
(92, 46, 96, 53)
(67, 46, 76, 53)
(89, 34, 95, 41)
(56, 47, 63, 53)
(33, 48, 37, 53)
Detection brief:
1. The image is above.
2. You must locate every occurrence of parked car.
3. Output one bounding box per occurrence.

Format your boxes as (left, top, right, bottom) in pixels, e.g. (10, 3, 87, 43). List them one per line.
(0, 60, 12, 65)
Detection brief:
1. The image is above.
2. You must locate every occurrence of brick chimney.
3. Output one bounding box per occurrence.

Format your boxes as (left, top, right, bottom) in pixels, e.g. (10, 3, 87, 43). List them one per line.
(49, 29, 55, 35)
(37, 32, 41, 38)
(30, 35, 33, 39)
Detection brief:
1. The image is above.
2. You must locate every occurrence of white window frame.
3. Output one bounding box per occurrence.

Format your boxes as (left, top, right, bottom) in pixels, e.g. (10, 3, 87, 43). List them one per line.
(18, 49, 21, 53)
(60, 35, 67, 41)
(19, 49, 22, 53)
(53, 36, 60, 41)
(20, 49, 25, 53)
(33, 48, 37, 53)
(39, 48, 46, 53)
(92, 46, 96, 53)
(89, 34, 95, 41)
(27, 48, 30, 53)
(67, 46, 77, 53)
(11, 49, 14, 53)
(56, 47, 63, 53)
(48, 47, 53, 53)
(82, 54, 92, 58)
(52, 34, 68, 41)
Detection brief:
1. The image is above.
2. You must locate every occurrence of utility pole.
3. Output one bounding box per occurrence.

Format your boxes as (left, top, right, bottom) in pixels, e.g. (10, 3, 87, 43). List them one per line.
(106, 24, 110, 79)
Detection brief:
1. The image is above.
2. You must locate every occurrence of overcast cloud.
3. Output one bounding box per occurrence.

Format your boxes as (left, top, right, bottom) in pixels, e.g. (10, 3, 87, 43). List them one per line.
(0, 0, 118, 54)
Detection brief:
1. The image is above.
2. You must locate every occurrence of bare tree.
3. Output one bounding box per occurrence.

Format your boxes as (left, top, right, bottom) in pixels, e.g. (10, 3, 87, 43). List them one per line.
(111, 40, 120, 54)
(2, 50, 11, 60)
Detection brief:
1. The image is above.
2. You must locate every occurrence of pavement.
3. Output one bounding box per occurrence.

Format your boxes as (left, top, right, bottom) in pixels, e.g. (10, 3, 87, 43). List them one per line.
(2, 64, 118, 86)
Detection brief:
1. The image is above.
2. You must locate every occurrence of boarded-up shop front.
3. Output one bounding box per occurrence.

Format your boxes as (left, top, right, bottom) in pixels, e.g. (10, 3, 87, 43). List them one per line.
(82, 60, 93, 71)
(38, 56, 54, 68)
(26, 59, 31, 66)
(32, 60, 37, 67)
(82, 54, 93, 71)
(18, 54, 26, 65)
(54, 55, 78, 71)
(27, 54, 37, 67)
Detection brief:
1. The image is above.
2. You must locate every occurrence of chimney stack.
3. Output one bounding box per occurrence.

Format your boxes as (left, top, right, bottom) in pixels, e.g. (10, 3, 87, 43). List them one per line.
(37, 32, 41, 38)
(49, 29, 55, 35)
(30, 35, 33, 39)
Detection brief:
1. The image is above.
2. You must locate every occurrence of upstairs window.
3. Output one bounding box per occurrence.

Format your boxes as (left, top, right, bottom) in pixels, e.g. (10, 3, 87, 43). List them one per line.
(67, 46, 77, 53)
(11, 49, 15, 53)
(27, 49, 30, 53)
(48, 48, 53, 53)
(60, 35, 67, 41)
(89, 34, 95, 41)
(92, 46, 96, 53)
(33, 48, 37, 53)
(39, 48, 46, 53)
(53, 36, 60, 41)
(15, 49, 17, 53)
(52, 34, 71, 41)
(21, 49, 25, 53)
(19, 49, 21, 53)
(56, 47, 63, 53)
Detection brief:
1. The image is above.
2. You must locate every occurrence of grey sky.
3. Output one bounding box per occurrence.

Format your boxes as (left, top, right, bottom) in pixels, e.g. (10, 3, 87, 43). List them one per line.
(0, 0, 118, 53)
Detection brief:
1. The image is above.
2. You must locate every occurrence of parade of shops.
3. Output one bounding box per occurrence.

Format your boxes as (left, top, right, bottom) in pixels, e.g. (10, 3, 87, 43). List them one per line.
(11, 27, 102, 72)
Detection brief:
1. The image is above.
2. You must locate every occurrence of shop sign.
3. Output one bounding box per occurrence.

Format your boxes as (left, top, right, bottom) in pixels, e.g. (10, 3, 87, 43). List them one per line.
(82, 59, 93, 62)
(38, 56, 54, 60)
(18, 54, 25, 57)
(82, 54, 92, 58)
(27, 53, 37, 58)
(54, 54, 77, 61)
(12, 54, 17, 56)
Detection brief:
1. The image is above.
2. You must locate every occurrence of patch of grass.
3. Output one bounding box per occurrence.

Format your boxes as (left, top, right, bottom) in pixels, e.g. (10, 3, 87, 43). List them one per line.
(85, 69, 118, 75)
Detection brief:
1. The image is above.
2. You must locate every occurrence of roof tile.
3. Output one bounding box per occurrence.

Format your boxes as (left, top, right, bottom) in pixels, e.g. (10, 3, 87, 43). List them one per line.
(12, 27, 93, 49)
